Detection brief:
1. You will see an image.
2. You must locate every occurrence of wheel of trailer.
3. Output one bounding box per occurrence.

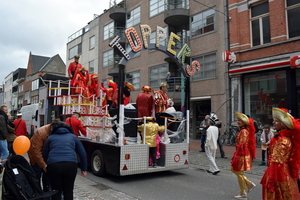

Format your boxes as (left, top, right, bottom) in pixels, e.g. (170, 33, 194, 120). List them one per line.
(91, 150, 106, 176)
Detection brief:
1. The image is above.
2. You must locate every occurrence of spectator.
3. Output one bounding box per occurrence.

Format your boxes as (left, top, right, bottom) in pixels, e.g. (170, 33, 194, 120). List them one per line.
(6, 113, 16, 156)
(0, 105, 10, 165)
(65, 112, 87, 137)
(199, 115, 209, 152)
(27, 120, 61, 192)
(165, 72, 174, 91)
(13, 112, 27, 136)
(43, 122, 87, 200)
(214, 118, 227, 159)
(259, 124, 274, 166)
(205, 117, 220, 175)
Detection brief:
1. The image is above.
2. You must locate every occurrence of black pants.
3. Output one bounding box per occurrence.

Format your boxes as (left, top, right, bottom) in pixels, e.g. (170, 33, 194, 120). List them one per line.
(32, 164, 51, 192)
(149, 147, 156, 166)
(217, 134, 225, 157)
(47, 161, 77, 200)
(262, 149, 269, 161)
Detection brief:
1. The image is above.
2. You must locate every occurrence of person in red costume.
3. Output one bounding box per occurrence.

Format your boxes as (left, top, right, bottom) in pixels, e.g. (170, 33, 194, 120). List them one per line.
(13, 112, 27, 136)
(136, 86, 154, 119)
(88, 74, 99, 99)
(260, 108, 300, 200)
(65, 112, 87, 137)
(68, 55, 82, 94)
(73, 67, 89, 97)
(105, 79, 117, 109)
(123, 82, 136, 106)
(154, 82, 173, 114)
(231, 112, 256, 199)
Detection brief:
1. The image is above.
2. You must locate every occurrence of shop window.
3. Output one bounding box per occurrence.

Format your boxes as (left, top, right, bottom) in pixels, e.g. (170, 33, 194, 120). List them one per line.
(244, 71, 287, 126)
(251, 1, 271, 46)
(191, 8, 215, 38)
(191, 52, 217, 81)
(149, 64, 168, 88)
(286, 0, 300, 38)
(125, 70, 140, 90)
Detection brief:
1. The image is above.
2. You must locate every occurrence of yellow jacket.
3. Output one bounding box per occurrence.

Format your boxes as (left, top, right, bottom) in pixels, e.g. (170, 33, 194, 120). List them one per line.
(138, 122, 165, 147)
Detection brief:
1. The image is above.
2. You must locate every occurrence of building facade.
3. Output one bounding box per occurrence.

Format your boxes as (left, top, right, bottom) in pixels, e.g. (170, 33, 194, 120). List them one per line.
(228, 0, 300, 126)
(66, 0, 229, 138)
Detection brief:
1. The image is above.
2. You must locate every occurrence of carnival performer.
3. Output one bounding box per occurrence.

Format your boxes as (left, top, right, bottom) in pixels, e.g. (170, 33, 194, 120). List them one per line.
(99, 82, 107, 107)
(137, 117, 165, 167)
(260, 108, 300, 200)
(73, 67, 89, 97)
(105, 79, 117, 109)
(123, 82, 136, 106)
(154, 82, 173, 114)
(88, 74, 99, 99)
(65, 112, 87, 137)
(136, 86, 154, 119)
(68, 55, 82, 94)
(231, 112, 256, 199)
(205, 116, 220, 175)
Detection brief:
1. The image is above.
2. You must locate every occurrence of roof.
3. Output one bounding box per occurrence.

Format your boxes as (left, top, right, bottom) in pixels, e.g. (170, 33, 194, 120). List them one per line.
(31, 54, 50, 74)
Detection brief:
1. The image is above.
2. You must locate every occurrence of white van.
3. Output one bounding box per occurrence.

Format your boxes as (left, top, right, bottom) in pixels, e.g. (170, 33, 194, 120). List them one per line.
(20, 103, 40, 138)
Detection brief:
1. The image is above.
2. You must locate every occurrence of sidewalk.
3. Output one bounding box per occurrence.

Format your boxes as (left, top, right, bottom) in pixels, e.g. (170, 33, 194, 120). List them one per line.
(188, 140, 267, 177)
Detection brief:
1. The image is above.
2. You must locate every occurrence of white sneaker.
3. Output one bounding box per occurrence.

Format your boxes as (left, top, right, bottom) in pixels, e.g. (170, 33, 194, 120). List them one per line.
(234, 192, 247, 199)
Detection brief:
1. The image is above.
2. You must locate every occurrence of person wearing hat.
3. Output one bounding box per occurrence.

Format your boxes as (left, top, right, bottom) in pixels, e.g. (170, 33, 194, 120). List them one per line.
(88, 74, 99, 98)
(13, 112, 27, 137)
(105, 79, 117, 109)
(68, 55, 83, 95)
(154, 82, 173, 114)
(137, 117, 165, 167)
(231, 112, 256, 199)
(65, 112, 87, 137)
(123, 82, 136, 106)
(73, 67, 89, 97)
(205, 116, 220, 175)
(136, 86, 154, 120)
(260, 108, 300, 200)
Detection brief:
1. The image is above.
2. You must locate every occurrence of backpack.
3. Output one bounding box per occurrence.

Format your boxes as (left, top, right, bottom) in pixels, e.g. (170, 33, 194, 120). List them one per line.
(2, 155, 57, 200)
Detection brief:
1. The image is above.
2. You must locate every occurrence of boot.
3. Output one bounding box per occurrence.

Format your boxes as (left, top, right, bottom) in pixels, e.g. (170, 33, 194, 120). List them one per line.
(234, 192, 247, 199)
(247, 181, 256, 193)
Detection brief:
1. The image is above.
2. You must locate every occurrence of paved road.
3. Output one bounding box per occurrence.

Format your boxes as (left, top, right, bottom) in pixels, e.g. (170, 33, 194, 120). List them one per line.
(71, 140, 267, 199)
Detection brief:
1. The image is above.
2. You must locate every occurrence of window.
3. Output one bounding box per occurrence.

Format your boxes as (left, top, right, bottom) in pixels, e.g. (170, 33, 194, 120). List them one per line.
(69, 43, 82, 59)
(103, 49, 114, 68)
(149, 0, 165, 17)
(191, 8, 215, 37)
(125, 70, 140, 89)
(18, 83, 23, 93)
(150, 26, 169, 47)
(89, 36, 95, 49)
(31, 79, 39, 91)
(191, 52, 217, 81)
(103, 22, 114, 41)
(89, 60, 95, 74)
(244, 70, 287, 125)
(286, 0, 300, 38)
(251, 2, 271, 46)
(31, 95, 39, 104)
(126, 6, 140, 28)
(149, 64, 168, 88)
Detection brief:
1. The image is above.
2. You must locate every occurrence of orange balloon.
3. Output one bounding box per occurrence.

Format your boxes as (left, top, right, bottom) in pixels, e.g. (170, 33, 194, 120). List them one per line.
(13, 136, 31, 155)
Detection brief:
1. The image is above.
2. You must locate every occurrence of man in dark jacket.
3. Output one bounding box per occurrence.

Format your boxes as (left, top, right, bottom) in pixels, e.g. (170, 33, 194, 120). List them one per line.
(0, 105, 10, 164)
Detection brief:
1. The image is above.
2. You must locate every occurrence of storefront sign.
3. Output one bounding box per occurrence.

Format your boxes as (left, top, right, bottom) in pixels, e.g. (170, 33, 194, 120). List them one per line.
(109, 24, 200, 76)
(290, 55, 300, 68)
(222, 50, 236, 63)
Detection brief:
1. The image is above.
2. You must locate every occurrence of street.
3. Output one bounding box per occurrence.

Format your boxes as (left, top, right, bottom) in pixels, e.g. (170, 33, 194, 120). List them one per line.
(84, 163, 262, 200)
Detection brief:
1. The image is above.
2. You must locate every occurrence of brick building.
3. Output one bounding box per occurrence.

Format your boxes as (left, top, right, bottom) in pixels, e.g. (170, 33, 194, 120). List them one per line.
(66, 0, 229, 138)
(228, 0, 300, 125)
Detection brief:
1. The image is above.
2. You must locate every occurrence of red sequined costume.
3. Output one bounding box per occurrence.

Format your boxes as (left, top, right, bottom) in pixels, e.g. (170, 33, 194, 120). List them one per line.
(260, 108, 300, 200)
(88, 74, 99, 98)
(154, 90, 170, 113)
(136, 86, 154, 118)
(73, 68, 89, 97)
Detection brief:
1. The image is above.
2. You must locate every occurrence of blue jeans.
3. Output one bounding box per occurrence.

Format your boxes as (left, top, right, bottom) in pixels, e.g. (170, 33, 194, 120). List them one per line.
(32, 164, 52, 192)
(200, 135, 206, 151)
(0, 140, 9, 164)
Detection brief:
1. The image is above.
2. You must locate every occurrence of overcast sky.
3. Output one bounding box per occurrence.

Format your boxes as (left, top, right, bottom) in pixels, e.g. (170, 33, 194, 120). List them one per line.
(0, 0, 112, 84)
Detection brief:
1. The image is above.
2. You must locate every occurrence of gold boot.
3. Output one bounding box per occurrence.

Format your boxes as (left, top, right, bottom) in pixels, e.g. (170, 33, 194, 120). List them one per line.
(247, 181, 256, 193)
(234, 192, 247, 199)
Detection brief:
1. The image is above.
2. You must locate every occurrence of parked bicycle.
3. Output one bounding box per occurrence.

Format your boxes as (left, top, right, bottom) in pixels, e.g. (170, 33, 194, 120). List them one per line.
(220, 125, 239, 146)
